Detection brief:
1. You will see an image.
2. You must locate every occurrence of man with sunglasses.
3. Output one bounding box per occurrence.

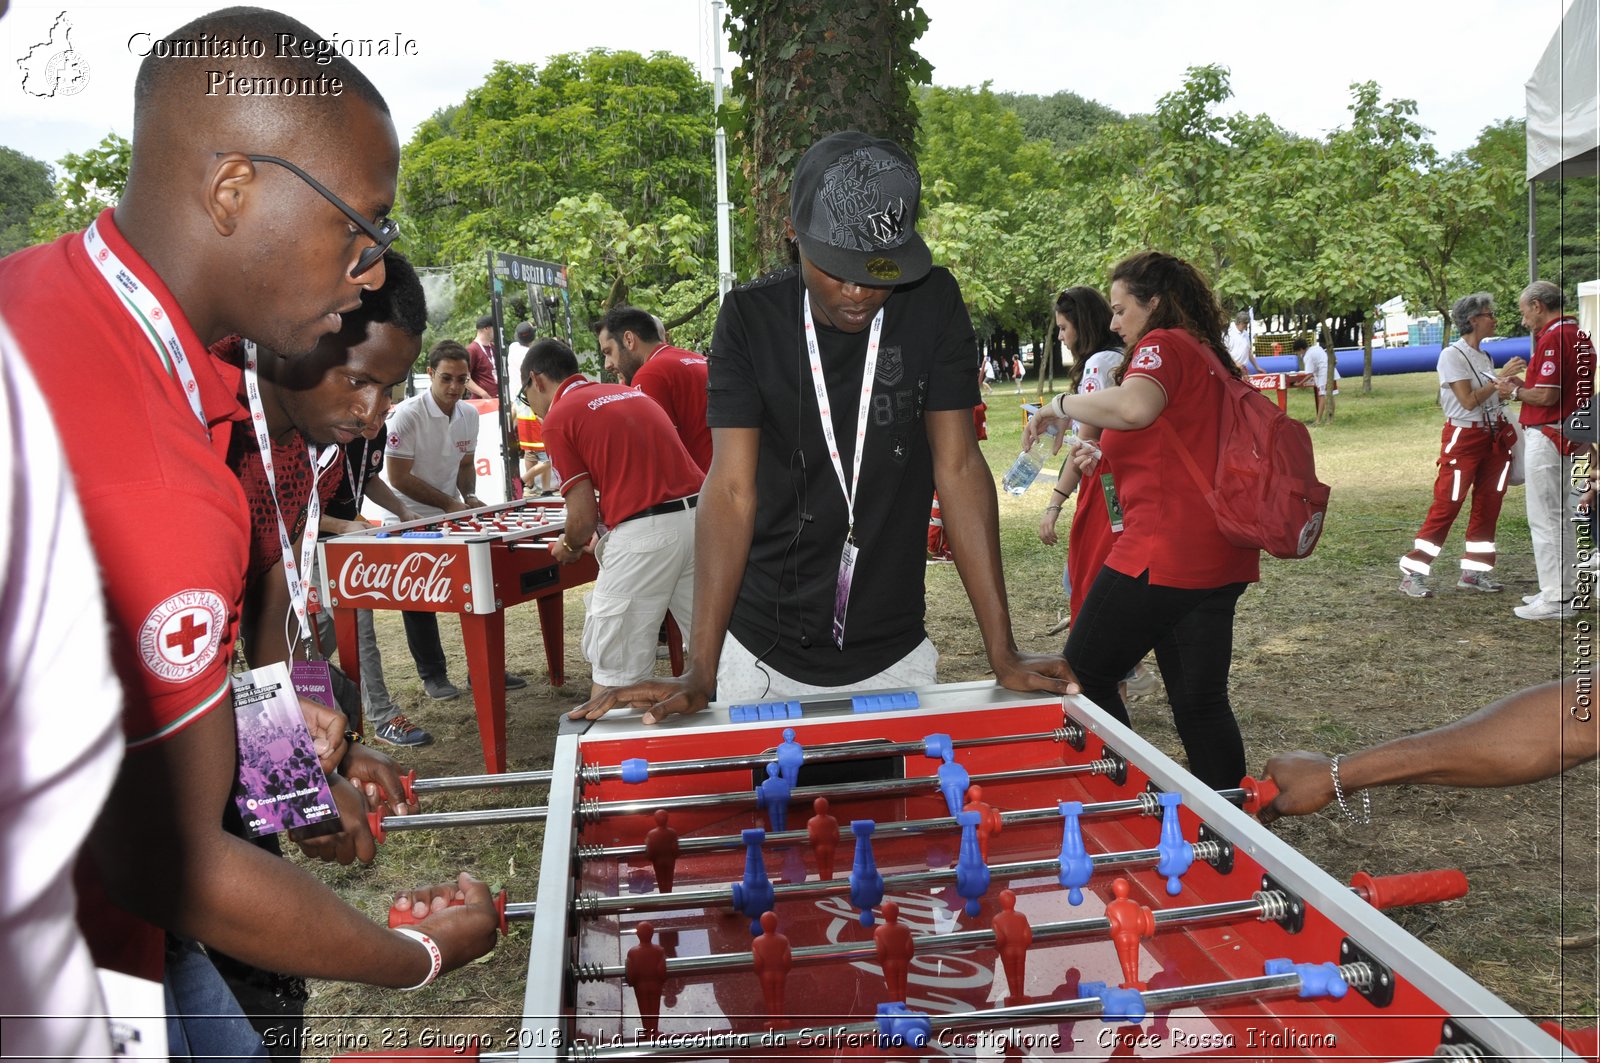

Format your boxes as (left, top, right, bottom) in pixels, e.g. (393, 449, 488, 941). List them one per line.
(0, 7, 497, 1054)
(570, 131, 1077, 724)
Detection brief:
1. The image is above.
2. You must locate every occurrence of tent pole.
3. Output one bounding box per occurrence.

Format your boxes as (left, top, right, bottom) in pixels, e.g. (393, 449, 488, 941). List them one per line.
(1528, 180, 1538, 284)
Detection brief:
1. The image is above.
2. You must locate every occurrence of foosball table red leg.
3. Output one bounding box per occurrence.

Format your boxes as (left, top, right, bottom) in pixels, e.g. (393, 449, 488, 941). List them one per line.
(330, 606, 364, 733)
(536, 591, 566, 687)
(458, 611, 507, 774)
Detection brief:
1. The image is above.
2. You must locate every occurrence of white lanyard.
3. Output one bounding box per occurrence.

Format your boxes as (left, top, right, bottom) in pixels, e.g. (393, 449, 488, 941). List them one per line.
(802, 295, 883, 539)
(83, 219, 209, 438)
(243, 340, 337, 649)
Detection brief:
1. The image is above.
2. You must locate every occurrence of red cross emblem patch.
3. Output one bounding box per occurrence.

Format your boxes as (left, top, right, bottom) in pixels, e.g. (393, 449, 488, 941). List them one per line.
(139, 589, 227, 683)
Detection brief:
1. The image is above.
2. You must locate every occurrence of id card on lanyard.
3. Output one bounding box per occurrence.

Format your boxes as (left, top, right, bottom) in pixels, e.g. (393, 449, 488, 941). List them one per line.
(802, 295, 884, 649)
(243, 340, 339, 654)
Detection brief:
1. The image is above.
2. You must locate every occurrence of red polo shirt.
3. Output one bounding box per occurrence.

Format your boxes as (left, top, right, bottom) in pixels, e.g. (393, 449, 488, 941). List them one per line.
(542, 375, 703, 526)
(1521, 317, 1595, 427)
(1099, 328, 1260, 589)
(0, 209, 251, 979)
(632, 343, 712, 474)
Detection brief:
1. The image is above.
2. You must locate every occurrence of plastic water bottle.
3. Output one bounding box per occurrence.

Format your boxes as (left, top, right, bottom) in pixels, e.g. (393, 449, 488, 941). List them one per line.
(1001, 424, 1061, 496)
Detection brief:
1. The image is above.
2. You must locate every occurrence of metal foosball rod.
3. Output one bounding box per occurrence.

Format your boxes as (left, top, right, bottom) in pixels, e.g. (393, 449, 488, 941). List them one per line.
(577, 885, 1282, 982)
(588, 783, 1266, 861)
(369, 763, 1112, 840)
(384, 867, 1464, 946)
(573, 839, 1227, 919)
(568, 964, 1372, 1061)
(398, 725, 1086, 798)
(365, 777, 1269, 849)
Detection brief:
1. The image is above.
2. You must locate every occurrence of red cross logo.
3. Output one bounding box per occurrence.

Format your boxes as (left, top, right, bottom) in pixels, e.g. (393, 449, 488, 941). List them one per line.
(139, 590, 227, 681)
(164, 611, 210, 656)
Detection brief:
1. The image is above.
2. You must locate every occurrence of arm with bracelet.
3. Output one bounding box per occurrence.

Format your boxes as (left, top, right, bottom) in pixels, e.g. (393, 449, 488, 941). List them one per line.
(1256, 677, 1595, 826)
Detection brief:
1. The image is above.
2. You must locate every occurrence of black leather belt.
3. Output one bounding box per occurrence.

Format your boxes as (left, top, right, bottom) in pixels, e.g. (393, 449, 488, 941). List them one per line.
(617, 495, 698, 526)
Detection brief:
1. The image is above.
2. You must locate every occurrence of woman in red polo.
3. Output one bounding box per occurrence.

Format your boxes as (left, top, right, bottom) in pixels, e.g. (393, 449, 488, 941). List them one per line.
(1025, 252, 1259, 788)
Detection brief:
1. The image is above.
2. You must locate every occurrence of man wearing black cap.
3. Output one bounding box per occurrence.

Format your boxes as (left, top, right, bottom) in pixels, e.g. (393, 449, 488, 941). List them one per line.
(465, 314, 499, 400)
(572, 130, 1077, 722)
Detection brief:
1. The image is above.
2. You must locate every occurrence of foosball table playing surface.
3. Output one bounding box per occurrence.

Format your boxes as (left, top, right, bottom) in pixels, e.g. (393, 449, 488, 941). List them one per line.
(350, 682, 1584, 1061)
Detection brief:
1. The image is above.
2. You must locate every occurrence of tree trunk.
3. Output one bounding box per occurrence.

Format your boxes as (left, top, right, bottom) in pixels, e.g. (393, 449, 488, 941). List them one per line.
(726, 0, 931, 274)
(1361, 316, 1374, 395)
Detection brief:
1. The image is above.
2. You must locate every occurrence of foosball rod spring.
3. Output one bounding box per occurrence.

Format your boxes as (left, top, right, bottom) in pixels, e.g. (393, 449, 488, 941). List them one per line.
(406, 725, 1087, 796)
(567, 967, 1342, 1060)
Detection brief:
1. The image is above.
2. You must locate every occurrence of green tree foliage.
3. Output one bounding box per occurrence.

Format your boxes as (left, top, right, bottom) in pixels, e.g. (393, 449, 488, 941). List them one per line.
(725, 0, 932, 272)
(0, 147, 54, 255)
(28, 133, 129, 244)
(995, 89, 1124, 153)
(397, 50, 716, 341)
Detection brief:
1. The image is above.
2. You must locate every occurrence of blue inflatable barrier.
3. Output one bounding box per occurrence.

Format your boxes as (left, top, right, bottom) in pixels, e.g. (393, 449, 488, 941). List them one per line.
(1252, 336, 1531, 377)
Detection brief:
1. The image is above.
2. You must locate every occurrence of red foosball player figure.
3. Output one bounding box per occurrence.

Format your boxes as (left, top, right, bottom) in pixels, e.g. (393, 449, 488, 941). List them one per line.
(808, 797, 838, 880)
(963, 784, 1003, 862)
(874, 900, 915, 1001)
(625, 921, 668, 1035)
(645, 809, 680, 893)
(990, 888, 1032, 1001)
(1104, 878, 1156, 990)
(751, 910, 792, 1025)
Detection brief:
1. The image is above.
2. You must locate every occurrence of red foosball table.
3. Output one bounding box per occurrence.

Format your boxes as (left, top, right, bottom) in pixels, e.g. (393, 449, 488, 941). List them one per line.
(317, 497, 598, 773)
(343, 681, 1583, 1061)
(1247, 372, 1316, 412)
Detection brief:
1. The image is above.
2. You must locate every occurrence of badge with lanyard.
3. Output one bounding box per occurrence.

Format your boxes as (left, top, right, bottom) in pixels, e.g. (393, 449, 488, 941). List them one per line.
(802, 295, 884, 650)
(243, 340, 340, 658)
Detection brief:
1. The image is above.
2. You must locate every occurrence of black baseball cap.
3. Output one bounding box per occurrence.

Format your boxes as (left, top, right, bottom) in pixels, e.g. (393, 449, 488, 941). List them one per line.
(475, 314, 495, 330)
(789, 130, 931, 287)
(514, 321, 536, 343)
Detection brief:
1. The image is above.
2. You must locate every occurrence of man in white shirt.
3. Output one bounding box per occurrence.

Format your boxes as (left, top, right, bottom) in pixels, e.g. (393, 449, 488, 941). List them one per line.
(1295, 336, 1339, 423)
(384, 341, 526, 698)
(1225, 311, 1261, 373)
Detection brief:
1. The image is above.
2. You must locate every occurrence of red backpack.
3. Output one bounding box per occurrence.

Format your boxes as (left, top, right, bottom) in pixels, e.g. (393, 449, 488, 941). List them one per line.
(1161, 373, 1331, 559)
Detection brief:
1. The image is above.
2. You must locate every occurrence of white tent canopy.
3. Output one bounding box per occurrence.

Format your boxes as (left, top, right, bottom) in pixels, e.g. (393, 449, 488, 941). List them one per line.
(1526, 0, 1599, 181)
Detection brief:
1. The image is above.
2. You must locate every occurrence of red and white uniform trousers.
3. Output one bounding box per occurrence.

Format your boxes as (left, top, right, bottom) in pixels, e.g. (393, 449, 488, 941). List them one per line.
(1400, 419, 1514, 575)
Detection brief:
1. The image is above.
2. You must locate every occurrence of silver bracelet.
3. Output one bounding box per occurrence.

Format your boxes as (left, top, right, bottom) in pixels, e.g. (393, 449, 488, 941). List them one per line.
(1329, 754, 1371, 825)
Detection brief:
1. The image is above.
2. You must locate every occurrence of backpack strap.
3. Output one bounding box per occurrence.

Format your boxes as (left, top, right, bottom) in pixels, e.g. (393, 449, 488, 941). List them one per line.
(1156, 415, 1214, 500)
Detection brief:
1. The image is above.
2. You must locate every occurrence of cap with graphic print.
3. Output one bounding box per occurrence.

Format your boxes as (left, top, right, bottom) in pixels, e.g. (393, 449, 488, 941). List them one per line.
(789, 130, 931, 287)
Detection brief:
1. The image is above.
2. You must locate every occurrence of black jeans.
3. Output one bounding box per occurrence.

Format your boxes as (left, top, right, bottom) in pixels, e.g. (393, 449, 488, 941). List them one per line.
(1063, 567, 1249, 789)
(402, 610, 448, 681)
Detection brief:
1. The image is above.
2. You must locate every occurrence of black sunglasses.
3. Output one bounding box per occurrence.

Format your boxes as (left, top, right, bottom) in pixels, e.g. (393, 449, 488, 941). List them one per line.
(219, 152, 399, 278)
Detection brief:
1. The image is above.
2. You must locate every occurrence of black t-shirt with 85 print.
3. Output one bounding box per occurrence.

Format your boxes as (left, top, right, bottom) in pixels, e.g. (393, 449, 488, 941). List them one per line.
(706, 265, 981, 686)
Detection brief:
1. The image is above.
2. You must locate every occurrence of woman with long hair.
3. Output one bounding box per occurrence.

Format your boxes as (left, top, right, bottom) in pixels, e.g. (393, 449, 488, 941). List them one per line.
(1024, 251, 1259, 788)
(1396, 292, 1524, 597)
(1037, 287, 1122, 624)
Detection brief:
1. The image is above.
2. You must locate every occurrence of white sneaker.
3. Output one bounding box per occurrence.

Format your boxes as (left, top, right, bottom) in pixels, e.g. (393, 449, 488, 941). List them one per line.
(1398, 571, 1434, 598)
(1522, 591, 1545, 606)
(1514, 598, 1575, 620)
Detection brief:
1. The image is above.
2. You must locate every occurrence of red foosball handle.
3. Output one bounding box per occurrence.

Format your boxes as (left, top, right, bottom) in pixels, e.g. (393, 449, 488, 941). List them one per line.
(1349, 869, 1469, 909)
(1237, 774, 1279, 815)
(367, 805, 387, 844)
(388, 888, 509, 936)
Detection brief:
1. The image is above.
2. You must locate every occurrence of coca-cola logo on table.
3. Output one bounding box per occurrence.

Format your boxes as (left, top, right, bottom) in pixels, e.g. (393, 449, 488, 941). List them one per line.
(335, 550, 458, 606)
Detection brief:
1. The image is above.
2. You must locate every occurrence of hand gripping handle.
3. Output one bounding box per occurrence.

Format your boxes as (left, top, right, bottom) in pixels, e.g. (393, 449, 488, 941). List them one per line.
(1350, 869, 1469, 909)
(1238, 774, 1279, 815)
(388, 888, 509, 936)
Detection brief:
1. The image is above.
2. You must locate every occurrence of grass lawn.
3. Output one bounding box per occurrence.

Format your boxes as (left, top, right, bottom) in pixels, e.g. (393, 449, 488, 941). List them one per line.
(298, 372, 1596, 1057)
